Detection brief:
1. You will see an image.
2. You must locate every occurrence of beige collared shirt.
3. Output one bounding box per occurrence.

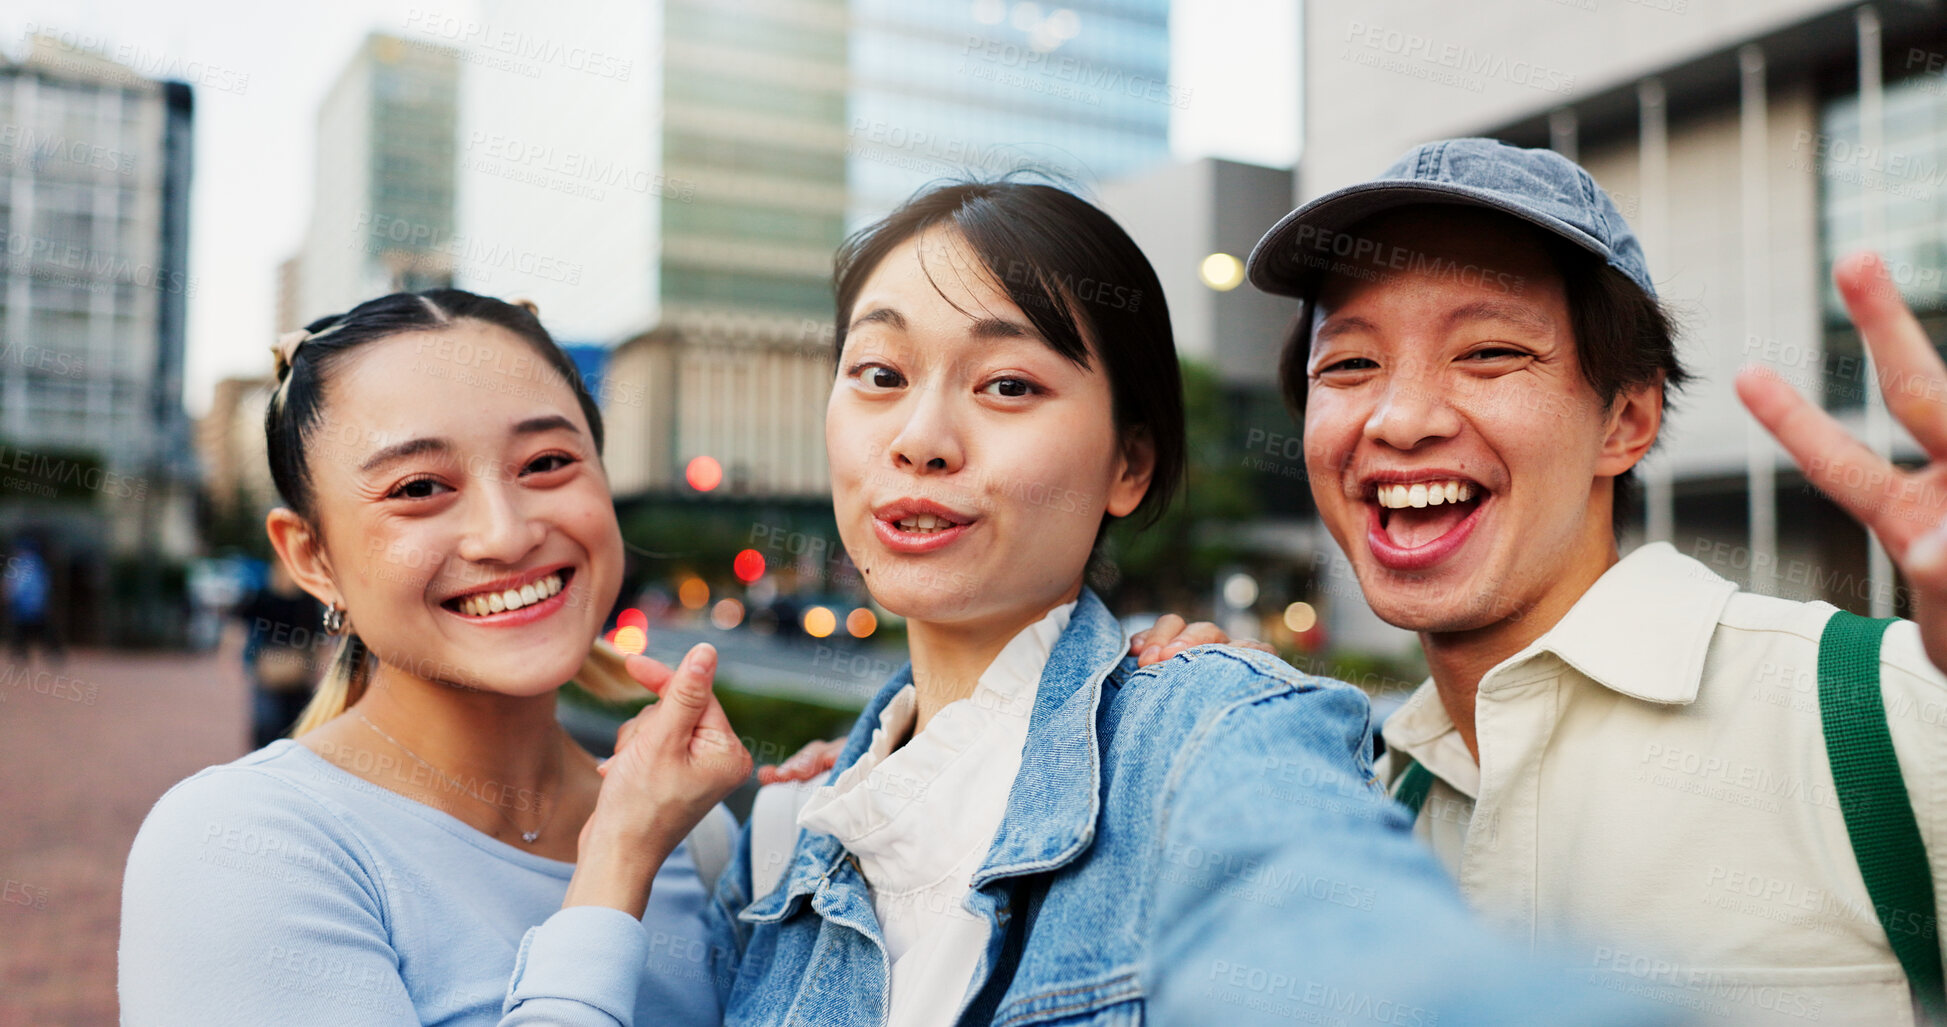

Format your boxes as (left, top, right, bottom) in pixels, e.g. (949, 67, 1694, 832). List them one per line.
(1376, 542, 1947, 1026)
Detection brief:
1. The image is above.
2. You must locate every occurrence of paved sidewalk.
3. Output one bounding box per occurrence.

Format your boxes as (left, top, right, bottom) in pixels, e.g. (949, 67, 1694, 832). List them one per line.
(0, 640, 249, 1025)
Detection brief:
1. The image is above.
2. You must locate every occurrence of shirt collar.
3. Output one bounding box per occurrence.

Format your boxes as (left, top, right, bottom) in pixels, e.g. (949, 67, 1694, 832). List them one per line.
(1380, 685, 1481, 798)
(794, 601, 1073, 864)
(754, 590, 1123, 912)
(973, 589, 1124, 886)
(1380, 541, 1740, 789)
(1526, 541, 1738, 706)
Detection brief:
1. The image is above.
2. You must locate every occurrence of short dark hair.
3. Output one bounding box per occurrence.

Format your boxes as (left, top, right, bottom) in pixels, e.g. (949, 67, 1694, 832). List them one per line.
(1276, 209, 1688, 535)
(833, 180, 1185, 528)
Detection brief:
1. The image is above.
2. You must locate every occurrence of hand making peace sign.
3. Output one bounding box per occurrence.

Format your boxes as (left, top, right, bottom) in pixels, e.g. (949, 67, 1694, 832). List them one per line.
(1738, 251, 1947, 674)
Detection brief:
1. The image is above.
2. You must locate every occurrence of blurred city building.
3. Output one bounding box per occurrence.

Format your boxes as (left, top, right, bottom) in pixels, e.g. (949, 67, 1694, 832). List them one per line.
(265, 4, 1227, 610)
(846, 0, 1173, 220)
(194, 375, 275, 525)
(288, 32, 459, 324)
(1099, 157, 1296, 386)
(406, 0, 1179, 504)
(1098, 155, 1315, 528)
(0, 32, 198, 643)
(1296, 0, 1947, 655)
(603, 0, 850, 498)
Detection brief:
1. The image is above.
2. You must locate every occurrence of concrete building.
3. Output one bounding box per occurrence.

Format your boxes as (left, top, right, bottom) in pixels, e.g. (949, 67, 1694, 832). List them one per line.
(194, 375, 275, 524)
(292, 33, 459, 324)
(426, 0, 843, 499)
(0, 33, 198, 639)
(603, 328, 834, 498)
(1099, 157, 1298, 388)
(1296, 0, 1947, 657)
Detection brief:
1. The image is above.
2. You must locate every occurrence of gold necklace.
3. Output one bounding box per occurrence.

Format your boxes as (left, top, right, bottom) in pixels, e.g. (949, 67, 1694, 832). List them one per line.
(354, 709, 561, 844)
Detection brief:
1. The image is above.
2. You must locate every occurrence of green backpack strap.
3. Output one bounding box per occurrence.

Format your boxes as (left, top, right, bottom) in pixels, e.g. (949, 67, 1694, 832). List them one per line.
(1819, 609, 1945, 1020)
(1393, 758, 1434, 819)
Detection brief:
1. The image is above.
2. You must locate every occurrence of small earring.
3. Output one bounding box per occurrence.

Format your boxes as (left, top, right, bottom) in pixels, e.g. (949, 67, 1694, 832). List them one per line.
(321, 605, 347, 635)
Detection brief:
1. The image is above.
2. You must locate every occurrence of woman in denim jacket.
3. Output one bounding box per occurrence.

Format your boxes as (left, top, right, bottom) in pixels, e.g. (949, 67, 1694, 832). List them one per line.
(682, 182, 1662, 1026)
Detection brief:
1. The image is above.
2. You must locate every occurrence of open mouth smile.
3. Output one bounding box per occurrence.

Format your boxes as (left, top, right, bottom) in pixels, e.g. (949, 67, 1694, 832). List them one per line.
(1364, 476, 1489, 571)
(439, 567, 575, 623)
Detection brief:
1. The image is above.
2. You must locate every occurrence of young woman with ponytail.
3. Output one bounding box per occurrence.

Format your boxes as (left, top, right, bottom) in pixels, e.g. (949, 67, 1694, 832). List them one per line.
(118, 290, 750, 1025)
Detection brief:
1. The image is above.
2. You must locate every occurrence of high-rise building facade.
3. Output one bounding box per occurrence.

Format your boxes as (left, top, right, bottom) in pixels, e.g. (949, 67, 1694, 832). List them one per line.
(0, 35, 196, 552)
(293, 33, 458, 324)
(846, 0, 1174, 222)
(410, 0, 1178, 500)
(0, 33, 198, 644)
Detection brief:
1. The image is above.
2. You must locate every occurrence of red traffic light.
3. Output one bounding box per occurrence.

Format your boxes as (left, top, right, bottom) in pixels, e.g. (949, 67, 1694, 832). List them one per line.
(733, 549, 765, 583)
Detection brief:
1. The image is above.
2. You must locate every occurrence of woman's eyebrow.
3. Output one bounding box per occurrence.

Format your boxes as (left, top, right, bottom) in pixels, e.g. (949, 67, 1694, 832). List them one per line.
(848, 307, 905, 334)
(968, 317, 1031, 340)
(357, 417, 578, 475)
(513, 415, 580, 438)
(359, 437, 447, 475)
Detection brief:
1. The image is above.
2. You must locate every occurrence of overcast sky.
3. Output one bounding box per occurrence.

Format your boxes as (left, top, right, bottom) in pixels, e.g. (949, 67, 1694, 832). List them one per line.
(0, 0, 1299, 415)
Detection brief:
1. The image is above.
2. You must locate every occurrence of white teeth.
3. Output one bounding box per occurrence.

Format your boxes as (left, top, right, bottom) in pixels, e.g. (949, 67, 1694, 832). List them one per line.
(1375, 480, 1479, 509)
(897, 513, 952, 533)
(452, 573, 564, 616)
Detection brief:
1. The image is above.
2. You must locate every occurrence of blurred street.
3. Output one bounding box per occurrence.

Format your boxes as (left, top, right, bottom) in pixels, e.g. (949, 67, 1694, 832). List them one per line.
(640, 624, 891, 707)
(0, 637, 251, 1024)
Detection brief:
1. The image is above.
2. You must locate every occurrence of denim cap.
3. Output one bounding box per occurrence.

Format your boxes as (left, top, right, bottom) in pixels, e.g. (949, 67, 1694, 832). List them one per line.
(1246, 137, 1657, 304)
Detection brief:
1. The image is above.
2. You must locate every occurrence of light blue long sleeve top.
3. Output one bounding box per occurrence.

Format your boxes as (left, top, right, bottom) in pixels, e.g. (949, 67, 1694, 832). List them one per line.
(118, 739, 721, 1026)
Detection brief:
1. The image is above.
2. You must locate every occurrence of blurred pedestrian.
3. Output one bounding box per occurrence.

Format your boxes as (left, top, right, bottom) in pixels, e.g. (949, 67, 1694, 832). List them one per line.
(5, 536, 62, 665)
(235, 559, 324, 747)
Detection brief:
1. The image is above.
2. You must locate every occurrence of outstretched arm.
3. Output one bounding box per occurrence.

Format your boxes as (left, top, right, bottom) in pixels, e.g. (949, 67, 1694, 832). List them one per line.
(1144, 684, 1675, 1026)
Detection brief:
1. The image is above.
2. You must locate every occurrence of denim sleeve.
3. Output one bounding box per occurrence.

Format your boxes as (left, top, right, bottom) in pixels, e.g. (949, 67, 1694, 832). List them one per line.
(702, 812, 757, 1004)
(1143, 681, 1680, 1027)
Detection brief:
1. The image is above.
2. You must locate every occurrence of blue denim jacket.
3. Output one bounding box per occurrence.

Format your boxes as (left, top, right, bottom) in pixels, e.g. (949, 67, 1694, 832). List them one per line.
(705, 590, 1669, 1026)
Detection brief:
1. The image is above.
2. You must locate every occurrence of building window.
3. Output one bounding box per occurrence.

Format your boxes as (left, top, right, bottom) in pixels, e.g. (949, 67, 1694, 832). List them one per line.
(1816, 74, 1947, 408)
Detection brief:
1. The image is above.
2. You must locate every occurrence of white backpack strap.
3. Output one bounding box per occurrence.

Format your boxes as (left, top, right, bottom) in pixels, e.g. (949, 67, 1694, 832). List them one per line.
(748, 779, 821, 902)
(683, 804, 737, 896)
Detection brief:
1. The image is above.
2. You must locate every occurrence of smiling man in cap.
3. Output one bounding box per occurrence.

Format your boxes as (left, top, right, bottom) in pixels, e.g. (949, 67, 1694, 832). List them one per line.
(1139, 136, 1947, 1025)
